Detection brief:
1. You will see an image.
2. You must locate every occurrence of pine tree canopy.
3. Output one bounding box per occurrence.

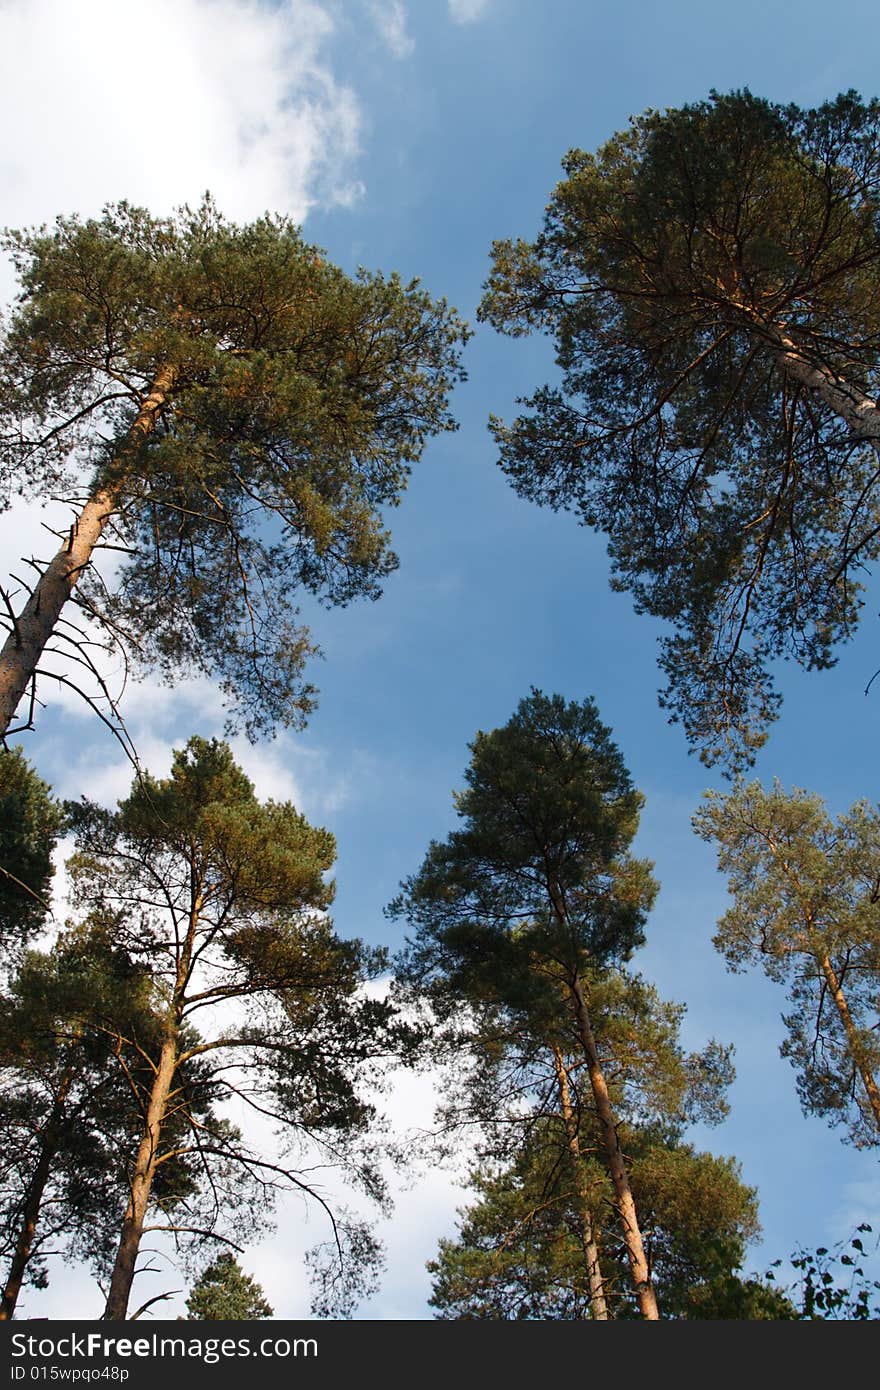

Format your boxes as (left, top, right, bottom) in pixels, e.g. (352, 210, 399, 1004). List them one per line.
(694, 780, 880, 1146)
(0, 198, 469, 736)
(185, 1252, 273, 1320)
(480, 90, 880, 769)
(0, 749, 63, 954)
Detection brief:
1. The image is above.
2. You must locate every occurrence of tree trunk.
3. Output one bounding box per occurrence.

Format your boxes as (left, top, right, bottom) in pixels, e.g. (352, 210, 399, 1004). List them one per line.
(551, 1044, 609, 1320)
(728, 294, 880, 447)
(775, 346, 880, 443)
(103, 1035, 178, 1321)
(0, 1074, 71, 1320)
(0, 365, 176, 735)
(816, 949, 880, 1135)
(761, 322, 880, 447)
(569, 974, 660, 1320)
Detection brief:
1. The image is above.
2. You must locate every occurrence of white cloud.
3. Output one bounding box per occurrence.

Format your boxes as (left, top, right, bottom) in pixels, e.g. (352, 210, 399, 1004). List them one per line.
(0, 0, 362, 273)
(447, 0, 493, 24)
(365, 0, 414, 58)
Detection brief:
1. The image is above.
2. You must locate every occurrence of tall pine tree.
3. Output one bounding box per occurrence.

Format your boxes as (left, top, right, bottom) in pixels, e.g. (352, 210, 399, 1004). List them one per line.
(66, 736, 410, 1319)
(391, 691, 663, 1317)
(0, 199, 468, 737)
(481, 91, 880, 768)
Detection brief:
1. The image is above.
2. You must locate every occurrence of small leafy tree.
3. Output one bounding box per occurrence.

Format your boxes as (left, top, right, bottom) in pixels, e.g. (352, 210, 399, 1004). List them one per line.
(185, 1253, 273, 1321)
(766, 1226, 880, 1319)
(0, 199, 468, 738)
(694, 781, 880, 1143)
(480, 91, 880, 769)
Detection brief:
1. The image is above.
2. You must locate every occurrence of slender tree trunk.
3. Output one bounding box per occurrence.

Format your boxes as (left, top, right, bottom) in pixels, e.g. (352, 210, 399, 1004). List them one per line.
(551, 1044, 609, 1320)
(103, 1036, 178, 1321)
(568, 974, 660, 1320)
(104, 876, 201, 1321)
(816, 949, 880, 1134)
(0, 365, 177, 735)
(0, 1074, 71, 1320)
(773, 339, 880, 445)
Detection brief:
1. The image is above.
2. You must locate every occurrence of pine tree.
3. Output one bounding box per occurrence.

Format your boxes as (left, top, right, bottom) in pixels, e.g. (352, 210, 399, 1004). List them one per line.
(0, 199, 468, 737)
(407, 959, 737, 1320)
(694, 781, 880, 1144)
(391, 691, 664, 1317)
(185, 1253, 273, 1320)
(428, 1124, 787, 1319)
(480, 91, 880, 769)
(0, 922, 263, 1319)
(66, 736, 407, 1320)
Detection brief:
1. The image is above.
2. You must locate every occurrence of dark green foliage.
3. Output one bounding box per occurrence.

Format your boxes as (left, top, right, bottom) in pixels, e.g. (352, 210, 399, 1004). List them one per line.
(0, 920, 268, 1317)
(0, 199, 469, 734)
(428, 1128, 603, 1321)
(392, 689, 657, 1005)
(0, 932, 146, 1304)
(412, 963, 733, 1178)
(185, 1253, 273, 1320)
(392, 690, 749, 1321)
(0, 750, 63, 955)
(480, 91, 880, 769)
(683, 1273, 798, 1320)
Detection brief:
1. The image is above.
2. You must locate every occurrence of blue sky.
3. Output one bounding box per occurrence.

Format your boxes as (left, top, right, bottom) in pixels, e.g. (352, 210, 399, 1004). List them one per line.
(1, 0, 879, 1319)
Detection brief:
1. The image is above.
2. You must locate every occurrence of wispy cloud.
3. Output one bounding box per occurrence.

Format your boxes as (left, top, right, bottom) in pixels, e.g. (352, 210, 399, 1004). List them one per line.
(364, 0, 415, 57)
(448, 0, 493, 24)
(0, 0, 362, 263)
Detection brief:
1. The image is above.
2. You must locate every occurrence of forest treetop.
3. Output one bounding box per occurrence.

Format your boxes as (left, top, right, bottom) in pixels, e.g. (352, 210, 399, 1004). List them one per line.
(481, 89, 880, 770)
(0, 197, 469, 737)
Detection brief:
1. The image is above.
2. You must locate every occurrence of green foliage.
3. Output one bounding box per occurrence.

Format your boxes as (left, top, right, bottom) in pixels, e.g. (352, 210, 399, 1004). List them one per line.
(428, 1129, 601, 1320)
(66, 735, 338, 983)
(694, 780, 880, 1145)
(67, 735, 409, 1316)
(0, 198, 469, 734)
(392, 689, 744, 1320)
(0, 925, 254, 1309)
(185, 1253, 273, 1320)
(392, 689, 658, 1006)
(480, 90, 880, 769)
(428, 1125, 773, 1320)
(0, 749, 64, 955)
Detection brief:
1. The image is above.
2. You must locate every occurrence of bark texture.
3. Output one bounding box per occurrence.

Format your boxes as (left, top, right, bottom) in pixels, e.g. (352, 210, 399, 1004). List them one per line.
(817, 949, 880, 1135)
(551, 1044, 608, 1320)
(569, 974, 659, 1320)
(768, 330, 880, 446)
(102, 1036, 178, 1321)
